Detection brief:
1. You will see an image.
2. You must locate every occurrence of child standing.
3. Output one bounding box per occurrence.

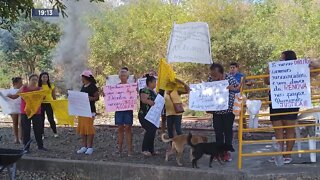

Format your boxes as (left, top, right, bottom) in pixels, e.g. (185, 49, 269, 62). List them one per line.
(76, 70, 99, 155)
(10, 77, 23, 144)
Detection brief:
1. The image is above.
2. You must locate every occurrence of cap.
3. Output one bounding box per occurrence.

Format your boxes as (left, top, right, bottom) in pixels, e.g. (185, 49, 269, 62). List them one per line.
(81, 70, 93, 77)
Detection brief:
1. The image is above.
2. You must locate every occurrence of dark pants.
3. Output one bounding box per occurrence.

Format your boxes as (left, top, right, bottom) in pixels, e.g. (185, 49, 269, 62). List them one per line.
(213, 113, 235, 145)
(41, 103, 57, 134)
(139, 115, 157, 153)
(21, 114, 44, 149)
(167, 115, 182, 138)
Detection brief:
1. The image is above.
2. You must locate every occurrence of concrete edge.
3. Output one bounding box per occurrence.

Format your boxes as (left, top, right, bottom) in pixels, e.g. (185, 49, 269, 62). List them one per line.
(17, 157, 246, 180)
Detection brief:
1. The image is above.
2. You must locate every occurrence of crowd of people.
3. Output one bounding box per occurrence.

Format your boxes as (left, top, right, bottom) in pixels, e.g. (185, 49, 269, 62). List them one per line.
(3, 50, 320, 164)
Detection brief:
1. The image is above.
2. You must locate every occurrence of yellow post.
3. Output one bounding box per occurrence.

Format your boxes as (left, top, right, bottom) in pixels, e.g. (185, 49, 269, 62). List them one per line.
(238, 76, 245, 170)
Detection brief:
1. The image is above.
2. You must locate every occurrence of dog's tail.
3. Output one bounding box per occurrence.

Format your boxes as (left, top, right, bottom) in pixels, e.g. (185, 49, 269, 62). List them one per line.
(161, 133, 172, 143)
(187, 133, 195, 148)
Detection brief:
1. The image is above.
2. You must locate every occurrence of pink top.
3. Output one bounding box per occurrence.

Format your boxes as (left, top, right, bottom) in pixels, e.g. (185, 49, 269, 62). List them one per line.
(20, 86, 41, 115)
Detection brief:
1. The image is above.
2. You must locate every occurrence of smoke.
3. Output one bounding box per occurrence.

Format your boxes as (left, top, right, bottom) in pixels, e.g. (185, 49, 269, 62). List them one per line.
(52, 1, 99, 90)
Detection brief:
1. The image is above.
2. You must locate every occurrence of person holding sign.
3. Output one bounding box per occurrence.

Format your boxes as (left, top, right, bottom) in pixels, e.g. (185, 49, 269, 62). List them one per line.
(9, 77, 23, 144)
(265, 50, 301, 164)
(164, 78, 190, 140)
(138, 74, 158, 156)
(208, 63, 239, 162)
(8, 74, 47, 152)
(115, 69, 134, 156)
(76, 70, 99, 155)
(38, 72, 58, 138)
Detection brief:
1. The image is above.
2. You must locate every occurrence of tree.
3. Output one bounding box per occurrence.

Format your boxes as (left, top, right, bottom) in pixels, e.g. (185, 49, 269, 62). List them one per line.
(0, 0, 104, 30)
(0, 17, 61, 76)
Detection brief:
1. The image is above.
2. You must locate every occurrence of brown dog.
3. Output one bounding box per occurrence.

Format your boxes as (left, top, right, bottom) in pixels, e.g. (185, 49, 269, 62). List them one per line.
(161, 133, 208, 166)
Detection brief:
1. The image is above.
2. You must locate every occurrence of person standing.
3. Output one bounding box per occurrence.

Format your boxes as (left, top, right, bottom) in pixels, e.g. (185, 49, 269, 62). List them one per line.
(115, 68, 134, 156)
(164, 78, 190, 139)
(76, 70, 99, 155)
(8, 74, 47, 152)
(138, 74, 158, 156)
(9, 77, 23, 144)
(38, 72, 58, 138)
(208, 63, 239, 162)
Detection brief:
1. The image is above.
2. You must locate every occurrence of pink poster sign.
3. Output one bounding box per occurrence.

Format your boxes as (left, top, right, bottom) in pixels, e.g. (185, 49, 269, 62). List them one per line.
(103, 83, 138, 112)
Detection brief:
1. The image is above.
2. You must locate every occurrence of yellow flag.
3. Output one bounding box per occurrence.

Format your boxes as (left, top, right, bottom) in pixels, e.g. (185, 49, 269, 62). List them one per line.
(50, 99, 75, 127)
(19, 90, 47, 118)
(156, 59, 176, 92)
(156, 59, 187, 93)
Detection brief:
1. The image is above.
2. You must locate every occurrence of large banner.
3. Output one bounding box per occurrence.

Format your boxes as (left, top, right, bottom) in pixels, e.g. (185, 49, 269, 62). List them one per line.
(50, 99, 75, 126)
(269, 59, 312, 109)
(0, 89, 20, 115)
(189, 80, 229, 111)
(106, 75, 135, 85)
(68, 91, 92, 118)
(103, 83, 138, 112)
(19, 90, 47, 118)
(167, 22, 212, 64)
(145, 94, 165, 128)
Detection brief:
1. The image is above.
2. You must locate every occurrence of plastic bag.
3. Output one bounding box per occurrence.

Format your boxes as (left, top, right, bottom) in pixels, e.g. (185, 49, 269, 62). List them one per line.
(246, 100, 262, 128)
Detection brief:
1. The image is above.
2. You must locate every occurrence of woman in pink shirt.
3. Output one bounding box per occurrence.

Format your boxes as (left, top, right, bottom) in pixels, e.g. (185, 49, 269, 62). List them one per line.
(8, 74, 46, 152)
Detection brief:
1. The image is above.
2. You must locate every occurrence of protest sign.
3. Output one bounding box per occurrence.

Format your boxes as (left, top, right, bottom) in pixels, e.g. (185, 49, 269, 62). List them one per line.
(167, 22, 212, 64)
(103, 83, 138, 112)
(145, 94, 165, 128)
(68, 91, 92, 117)
(189, 80, 229, 111)
(269, 59, 311, 109)
(0, 89, 20, 114)
(106, 75, 135, 85)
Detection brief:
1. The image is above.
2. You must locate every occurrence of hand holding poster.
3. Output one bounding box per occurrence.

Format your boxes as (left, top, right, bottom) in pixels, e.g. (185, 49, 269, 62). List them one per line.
(0, 89, 20, 115)
(103, 83, 138, 112)
(189, 80, 229, 111)
(269, 59, 312, 109)
(68, 90, 92, 117)
(106, 75, 135, 85)
(167, 22, 212, 64)
(145, 94, 165, 128)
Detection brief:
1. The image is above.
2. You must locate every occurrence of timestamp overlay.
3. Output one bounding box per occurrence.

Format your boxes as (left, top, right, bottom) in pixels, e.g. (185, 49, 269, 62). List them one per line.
(31, 9, 59, 17)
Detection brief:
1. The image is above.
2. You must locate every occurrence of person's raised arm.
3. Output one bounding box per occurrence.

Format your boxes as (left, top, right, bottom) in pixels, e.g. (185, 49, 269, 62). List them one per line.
(175, 78, 190, 94)
(7, 86, 23, 99)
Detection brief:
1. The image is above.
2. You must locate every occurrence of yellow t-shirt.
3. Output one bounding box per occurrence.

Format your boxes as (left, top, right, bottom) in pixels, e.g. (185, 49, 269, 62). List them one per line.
(165, 90, 182, 116)
(42, 84, 55, 102)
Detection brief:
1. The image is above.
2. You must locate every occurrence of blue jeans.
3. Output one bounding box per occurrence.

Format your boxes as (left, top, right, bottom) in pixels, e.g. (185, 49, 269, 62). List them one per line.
(166, 115, 182, 138)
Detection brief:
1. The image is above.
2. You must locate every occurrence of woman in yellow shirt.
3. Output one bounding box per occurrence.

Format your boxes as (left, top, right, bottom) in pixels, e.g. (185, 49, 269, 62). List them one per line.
(38, 72, 58, 138)
(165, 78, 190, 139)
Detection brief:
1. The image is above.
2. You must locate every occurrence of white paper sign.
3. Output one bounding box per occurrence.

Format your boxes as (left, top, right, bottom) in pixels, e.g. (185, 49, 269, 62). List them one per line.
(137, 76, 158, 90)
(269, 59, 312, 109)
(189, 80, 229, 111)
(106, 75, 135, 85)
(145, 95, 165, 128)
(68, 90, 92, 117)
(0, 89, 21, 114)
(167, 22, 212, 64)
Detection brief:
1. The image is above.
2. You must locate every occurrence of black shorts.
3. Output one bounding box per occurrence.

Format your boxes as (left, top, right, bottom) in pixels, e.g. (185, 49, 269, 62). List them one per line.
(269, 94, 299, 121)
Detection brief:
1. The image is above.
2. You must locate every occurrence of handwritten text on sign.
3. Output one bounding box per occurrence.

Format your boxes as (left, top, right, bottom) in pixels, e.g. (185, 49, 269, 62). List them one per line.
(167, 22, 212, 64)
(269, 59, 311, 109)
(189, 80, 229, 111)
(103, 83, 138, 112)
(145, 95, 165, 128)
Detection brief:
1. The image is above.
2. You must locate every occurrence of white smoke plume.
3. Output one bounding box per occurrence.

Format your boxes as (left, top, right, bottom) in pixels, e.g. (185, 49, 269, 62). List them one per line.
(52, 1, 99, 90)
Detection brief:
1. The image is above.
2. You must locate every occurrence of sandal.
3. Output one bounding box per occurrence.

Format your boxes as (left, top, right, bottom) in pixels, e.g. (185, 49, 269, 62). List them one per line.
(152, 151, 160, 156)
(284, 157, 293, 164)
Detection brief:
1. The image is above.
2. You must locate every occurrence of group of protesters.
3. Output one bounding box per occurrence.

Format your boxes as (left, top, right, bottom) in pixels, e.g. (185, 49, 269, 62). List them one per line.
(3, 50, 320, 163)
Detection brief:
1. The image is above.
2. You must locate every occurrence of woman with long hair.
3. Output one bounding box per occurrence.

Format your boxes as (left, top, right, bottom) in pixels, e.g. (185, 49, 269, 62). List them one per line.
(38, 72, 58, 138)
(76, 70, 99, 155)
